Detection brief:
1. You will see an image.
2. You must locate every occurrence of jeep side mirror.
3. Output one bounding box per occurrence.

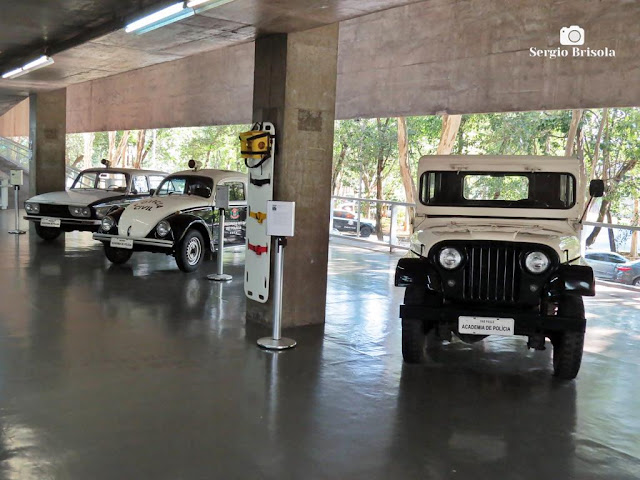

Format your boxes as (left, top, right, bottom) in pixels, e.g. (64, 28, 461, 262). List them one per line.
(589, 179, 605, 197)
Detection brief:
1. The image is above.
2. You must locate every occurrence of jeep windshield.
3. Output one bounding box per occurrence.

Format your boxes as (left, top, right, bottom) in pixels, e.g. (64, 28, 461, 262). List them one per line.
(155, 175, 214, 198)
(420, 171, 576, 209)
(72, 171, 128, 191)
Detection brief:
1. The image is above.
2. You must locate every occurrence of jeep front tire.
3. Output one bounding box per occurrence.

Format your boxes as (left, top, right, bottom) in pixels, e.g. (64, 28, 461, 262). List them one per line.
(551, 296, 585, 380)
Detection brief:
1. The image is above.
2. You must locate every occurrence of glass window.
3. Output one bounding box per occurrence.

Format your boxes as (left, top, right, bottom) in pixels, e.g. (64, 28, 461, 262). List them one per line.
(72, 171, 128, 191)
(155, 175, 213, 198)
(221, 181, 245, 201)
(420, 171, 576, 209)
(133, 176, 149, 194)
(149, 176, 164, 189)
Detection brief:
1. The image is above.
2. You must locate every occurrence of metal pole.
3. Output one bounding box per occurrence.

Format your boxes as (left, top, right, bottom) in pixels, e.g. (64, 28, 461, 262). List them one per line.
(8, 185, 26, 235)
(257, 237, 296, 350)
(207, 208, 232, 281)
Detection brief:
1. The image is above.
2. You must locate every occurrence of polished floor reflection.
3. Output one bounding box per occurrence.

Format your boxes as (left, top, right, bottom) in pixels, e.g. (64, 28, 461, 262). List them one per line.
(0, 211, 638, 479)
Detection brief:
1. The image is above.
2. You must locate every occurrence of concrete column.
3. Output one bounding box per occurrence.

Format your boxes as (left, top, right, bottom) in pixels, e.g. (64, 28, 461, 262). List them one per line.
(247, 24, 339, 328)
(29, 89, 66, 195)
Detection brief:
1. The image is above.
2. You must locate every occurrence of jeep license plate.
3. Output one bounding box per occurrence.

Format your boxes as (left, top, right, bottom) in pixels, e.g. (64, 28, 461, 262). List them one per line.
(40, 217, 61, 228)
(110, 238, 133, 249)
(458, 316, 515, 336)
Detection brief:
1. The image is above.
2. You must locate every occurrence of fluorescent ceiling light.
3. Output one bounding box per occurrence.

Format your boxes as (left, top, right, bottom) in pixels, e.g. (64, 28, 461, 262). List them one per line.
(187, 0, 236, 13)
(125, 2, 194, 34)
(2, 55, 54, 79)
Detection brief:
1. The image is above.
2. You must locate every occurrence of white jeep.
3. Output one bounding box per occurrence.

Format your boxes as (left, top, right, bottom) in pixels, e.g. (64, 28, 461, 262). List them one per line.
(395, 155, 604, 380)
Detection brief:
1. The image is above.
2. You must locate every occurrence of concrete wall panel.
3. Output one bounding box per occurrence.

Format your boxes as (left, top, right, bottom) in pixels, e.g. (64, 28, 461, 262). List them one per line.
(66, 43, 254, 133)
(336, 0, 640, 118)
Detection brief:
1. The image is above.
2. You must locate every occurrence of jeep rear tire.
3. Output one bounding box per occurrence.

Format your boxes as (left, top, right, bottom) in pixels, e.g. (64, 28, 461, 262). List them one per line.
(34, 223, 62, 241)
(104, 245, 133, 265)
(552, 296, 585, 380)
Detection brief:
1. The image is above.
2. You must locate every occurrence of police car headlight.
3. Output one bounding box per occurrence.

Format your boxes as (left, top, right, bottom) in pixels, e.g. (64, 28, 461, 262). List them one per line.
(525, 251, 550, 274)
(94, 205, 113, 219)
(25, 202, 40, 214)
(101, 216, 115, 232)
(156, 220, 171, 238)
(439, 247, 463, 270)
(69, 206, 91, 218)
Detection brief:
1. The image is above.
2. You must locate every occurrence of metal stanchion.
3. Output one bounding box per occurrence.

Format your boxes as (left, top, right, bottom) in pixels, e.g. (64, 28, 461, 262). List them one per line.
(8, 185, 26, 235)
(257, 237, 296, 350)
(207, 208, 232, 282)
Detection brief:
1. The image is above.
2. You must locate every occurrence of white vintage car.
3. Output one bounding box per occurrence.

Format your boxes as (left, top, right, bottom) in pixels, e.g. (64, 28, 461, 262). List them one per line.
(93, 166, 247, 272)
(24, 165, 167, 241)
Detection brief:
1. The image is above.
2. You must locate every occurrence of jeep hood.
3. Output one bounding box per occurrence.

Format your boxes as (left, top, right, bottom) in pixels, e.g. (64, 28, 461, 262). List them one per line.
(27, 189, 124, 207)
(412, 217, 582, 262)
(117, 195, 209, 238)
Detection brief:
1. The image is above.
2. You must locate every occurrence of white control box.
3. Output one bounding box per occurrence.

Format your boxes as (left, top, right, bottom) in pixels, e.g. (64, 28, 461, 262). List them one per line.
(10, 170, 23, 186)
(215, 185, 230, 209)
(266, 201, 295, 237)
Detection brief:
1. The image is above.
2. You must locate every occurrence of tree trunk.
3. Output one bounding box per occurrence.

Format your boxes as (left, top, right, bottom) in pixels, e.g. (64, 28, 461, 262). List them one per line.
(585, 198, 610, 247)
(606, 210, 616, 252)
(108, 131, 117, 165)
(83, 132, 95, 168)
(565, 109, 582, 157)
(631, 198, 639, 258)
(397, 117, 416, 233)
(437, 114, 462, 154)
(590, 108, 608, 180)
(114, 131, 130, 167)
(133, 130, 146, 169)
(332, 141, 348, 195)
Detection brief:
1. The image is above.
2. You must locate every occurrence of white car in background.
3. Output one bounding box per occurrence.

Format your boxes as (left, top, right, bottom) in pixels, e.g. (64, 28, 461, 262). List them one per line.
(24, 163, 167, 241)
(93, 165, 247, 272)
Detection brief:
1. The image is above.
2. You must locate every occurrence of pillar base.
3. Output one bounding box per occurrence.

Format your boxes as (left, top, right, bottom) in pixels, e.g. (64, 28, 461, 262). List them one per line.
(257, 337, 297, 350)
(8, 230, 26, 235)
(207, 273, 232, 282)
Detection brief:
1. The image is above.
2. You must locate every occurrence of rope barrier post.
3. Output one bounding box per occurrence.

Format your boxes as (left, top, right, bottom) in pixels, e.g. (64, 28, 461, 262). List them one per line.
(8, 185, 26, 235)
(207, 207, 232, 282)
(257, 236, 296, 350)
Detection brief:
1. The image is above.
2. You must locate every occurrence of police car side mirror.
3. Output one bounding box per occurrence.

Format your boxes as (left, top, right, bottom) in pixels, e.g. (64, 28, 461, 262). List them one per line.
(149, 188, 156, 196)
(589, 179, 605, 198)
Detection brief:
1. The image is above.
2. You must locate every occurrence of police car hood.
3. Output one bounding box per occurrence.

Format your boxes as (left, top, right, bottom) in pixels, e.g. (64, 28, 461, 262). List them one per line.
(412, 217, 581, 261)
(27, 189, 123, 207)
(118, 195, 209, 238)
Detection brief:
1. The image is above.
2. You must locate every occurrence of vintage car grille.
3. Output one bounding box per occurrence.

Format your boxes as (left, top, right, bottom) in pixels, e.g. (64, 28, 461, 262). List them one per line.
(38, 204, 75, 218)
(462, 244, 524, 303)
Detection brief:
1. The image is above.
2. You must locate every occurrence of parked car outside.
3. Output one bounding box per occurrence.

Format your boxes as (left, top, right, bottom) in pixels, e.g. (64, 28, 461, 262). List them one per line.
(93, 167, 247, 272)
(24, 164, 167, 241)
(584, 251, 640, 286)
(332, 209, 375, 238)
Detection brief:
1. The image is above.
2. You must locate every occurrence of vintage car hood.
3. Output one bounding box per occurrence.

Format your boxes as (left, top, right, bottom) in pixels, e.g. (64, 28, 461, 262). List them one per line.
(117, 195, 210, 238)
(27, 189, 124, 207)
(412, 217, 582, 263)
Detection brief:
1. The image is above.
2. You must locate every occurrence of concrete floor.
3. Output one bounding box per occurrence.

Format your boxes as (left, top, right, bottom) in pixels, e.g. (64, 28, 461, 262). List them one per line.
(0, 210, 638, 480)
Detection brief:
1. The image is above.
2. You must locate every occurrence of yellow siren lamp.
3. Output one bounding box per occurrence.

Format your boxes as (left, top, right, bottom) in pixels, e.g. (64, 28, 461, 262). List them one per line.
(240, 122, 273, 169)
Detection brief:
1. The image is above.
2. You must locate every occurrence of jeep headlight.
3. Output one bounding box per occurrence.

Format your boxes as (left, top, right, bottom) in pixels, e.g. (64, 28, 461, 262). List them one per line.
(94, 205, 113, 219)
(439, 247, 463, 270)
(101, 216, 115, 232)
(156, 220, 171, 238)
(525, 251, 550, 274)
(25, 202, 40, 214)
(69, 206, 91, 218)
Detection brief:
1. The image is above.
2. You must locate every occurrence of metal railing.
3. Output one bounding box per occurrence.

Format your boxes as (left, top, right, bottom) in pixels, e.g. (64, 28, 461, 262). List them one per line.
(0, 136, 31, 171)
(330, 195, 415, 252)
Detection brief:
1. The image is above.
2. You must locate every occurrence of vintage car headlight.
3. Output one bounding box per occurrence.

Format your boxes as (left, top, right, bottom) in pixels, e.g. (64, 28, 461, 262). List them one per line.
(25, 202, 40, 214)
(94, 205, 114, 219)
(69, 206, 91, 218)
(156, 220, 171, 237)
(439, 247, 463, 270)
(101, 216, 115, 232)
(525, 251, 550, 274)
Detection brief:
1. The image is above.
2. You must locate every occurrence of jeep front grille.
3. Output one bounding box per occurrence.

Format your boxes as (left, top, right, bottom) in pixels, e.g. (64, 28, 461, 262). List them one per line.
(462, 244, 522, 303)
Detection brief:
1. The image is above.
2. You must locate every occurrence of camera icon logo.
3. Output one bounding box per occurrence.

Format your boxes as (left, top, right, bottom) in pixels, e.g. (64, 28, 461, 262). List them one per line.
(560, 25, 585, 46)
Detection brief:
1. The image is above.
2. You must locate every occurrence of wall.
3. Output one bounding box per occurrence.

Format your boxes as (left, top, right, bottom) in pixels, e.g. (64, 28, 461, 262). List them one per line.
(66, 42, 254, 133)
(0, 98, 29, 137)
(336, 0, 640, 118)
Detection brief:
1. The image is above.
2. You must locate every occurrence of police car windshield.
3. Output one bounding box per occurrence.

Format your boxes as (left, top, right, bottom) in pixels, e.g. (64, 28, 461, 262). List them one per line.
(155, 175, 214, 198)
(420, 171, 576, 209)
(72, 171, 128, 191)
